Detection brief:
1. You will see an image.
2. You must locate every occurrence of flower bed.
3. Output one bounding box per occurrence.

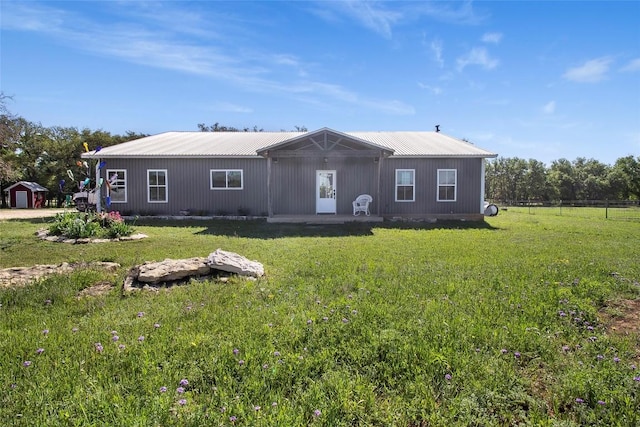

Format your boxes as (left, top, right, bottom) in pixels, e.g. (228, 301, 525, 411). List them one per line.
(48, 211, 135, 239)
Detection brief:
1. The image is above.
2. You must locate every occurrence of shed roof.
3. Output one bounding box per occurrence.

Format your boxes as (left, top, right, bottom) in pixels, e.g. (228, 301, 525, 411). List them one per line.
(3, 181, 49, 193)
(83, 128, 497, 159)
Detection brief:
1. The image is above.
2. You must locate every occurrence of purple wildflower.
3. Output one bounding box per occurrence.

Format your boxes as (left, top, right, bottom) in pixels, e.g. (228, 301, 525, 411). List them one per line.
(178, 399, 187, 406)
(614, 357, 620, 363)
(176, 387, 185, 394)
(254, 405, 261, 411)
(274, 351, 280, 357)
(307, 319, 313, 325)
(233, 348, 240, 355)
(179, 379, 189, 386)
(159, 386, 167, 393)
(95, 343, 103, 352)
(72, 327, 79, 333)
(36, 348, 44, 355)
(238, 360, 245, 365)
(262, 363, 269, 369)
(558, 311, 566, 317)
(154, 323, 161, 328)
(111, 330, 118, 335)
(322, 316, 329, 321)
(230, 416, 237, 422)
(445, 374, 452, 381)
(42, 329, 49, 335)
(598, 400, 606, 405)
(313, 409, 322, 417)
(633, 376, 640, 382)
(44, 299, 52, 305)
(562, 345, 570, 352)
(272, 402, 278, 407)
(342, 318, 349, 323)
(118, 344, 126, 350)
(138, 335, 145, 342)
(137, 311, 144, 317)
(112, 335, 119, 342)
(514, 352, 521, 358)
(22, 360, 32, 367)
(575, 398, 584, 404)
(597, 355, 604, 361)
(501, 348, 508, 354)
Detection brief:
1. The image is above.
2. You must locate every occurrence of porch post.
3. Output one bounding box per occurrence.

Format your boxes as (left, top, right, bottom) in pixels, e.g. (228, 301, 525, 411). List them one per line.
(95, 159, 102, 213)
(266, 156, 273, 217)
(376, 151, 383, 217)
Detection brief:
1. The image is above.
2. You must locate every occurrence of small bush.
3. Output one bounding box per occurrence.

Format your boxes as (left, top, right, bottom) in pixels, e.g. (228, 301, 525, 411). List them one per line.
(49, 211, 134, 239)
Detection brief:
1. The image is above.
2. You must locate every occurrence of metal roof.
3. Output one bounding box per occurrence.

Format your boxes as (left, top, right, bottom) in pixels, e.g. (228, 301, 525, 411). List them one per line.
(4, 181, 49, 193)
(83, 129, 497, 159)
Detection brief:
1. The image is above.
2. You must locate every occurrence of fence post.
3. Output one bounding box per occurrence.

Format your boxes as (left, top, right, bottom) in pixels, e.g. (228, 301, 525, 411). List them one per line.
(605, 199, 608, 219)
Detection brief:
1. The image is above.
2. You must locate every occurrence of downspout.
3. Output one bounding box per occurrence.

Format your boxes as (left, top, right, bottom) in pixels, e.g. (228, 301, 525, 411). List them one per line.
(95, 159, 102, 213)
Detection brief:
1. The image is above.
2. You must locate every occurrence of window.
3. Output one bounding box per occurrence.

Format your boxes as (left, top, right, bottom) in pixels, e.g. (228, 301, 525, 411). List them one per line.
(210, 170, 243, 190)
(437, 169, 457, 202)
(106, 169, 127, 203)
(395, 169, 415, 202)
(147, 169, 168, 203)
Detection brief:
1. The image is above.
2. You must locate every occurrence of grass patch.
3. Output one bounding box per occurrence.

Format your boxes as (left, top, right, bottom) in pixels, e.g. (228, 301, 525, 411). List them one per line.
(1, 212, 639, 425)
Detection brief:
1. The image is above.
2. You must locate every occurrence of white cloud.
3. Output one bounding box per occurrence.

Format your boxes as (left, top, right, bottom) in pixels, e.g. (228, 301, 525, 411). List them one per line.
(542, 101, 556, 114)
(563, 57, 612, 83)
(456, 47, 499, 71)
(620, 58, 640, 72)
(328, 0, 402, 39)
(418, 83, 443, 95)
(430, 39, 444, 67)
(481, 32, 502, 44)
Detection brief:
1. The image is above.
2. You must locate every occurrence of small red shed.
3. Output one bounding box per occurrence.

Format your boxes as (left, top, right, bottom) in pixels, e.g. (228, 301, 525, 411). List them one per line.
(3, 181, 49, 209)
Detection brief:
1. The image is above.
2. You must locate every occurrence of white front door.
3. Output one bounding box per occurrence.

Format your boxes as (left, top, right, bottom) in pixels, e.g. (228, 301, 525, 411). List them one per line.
(15, 191, 28, 208)
(316, 170, 336, 214)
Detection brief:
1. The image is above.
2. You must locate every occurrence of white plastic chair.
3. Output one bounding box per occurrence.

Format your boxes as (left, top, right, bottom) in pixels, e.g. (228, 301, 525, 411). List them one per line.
(352, 194, 373, 216)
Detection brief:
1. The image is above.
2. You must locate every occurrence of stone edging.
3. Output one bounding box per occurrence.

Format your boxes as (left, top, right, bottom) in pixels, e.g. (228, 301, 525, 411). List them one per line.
(36, 228, 148, 244)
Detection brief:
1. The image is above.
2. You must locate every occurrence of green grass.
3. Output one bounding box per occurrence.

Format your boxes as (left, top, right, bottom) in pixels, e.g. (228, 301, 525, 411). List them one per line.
(1, 212, 639, 426)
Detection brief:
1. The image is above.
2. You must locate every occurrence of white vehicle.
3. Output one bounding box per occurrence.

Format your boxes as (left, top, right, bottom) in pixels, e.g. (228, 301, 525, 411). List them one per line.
(72, 189, 98, 212)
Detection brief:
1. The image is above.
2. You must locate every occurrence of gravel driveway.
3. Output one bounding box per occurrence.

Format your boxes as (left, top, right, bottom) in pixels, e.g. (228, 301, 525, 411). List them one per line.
(0, 208, 69, 220)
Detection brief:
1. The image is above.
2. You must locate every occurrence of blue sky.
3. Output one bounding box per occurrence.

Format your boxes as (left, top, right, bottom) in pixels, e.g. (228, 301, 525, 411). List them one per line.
(1, 0, 639, 165)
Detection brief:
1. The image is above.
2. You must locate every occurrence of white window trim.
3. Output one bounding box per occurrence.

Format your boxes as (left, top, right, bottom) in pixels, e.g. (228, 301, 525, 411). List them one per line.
(437, 169, 457, 202)
(147, 169, 168, 203)
(395, 169, 415, 202)
(210, 169, 244, 190)
(106, 169, 127, 203)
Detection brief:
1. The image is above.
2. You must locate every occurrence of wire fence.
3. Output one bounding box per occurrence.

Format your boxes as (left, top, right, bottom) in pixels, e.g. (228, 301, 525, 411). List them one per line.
(495, 200, 640, 221)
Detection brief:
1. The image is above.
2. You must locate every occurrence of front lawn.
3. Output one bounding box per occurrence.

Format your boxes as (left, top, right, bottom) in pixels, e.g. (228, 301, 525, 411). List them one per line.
(1, 212, 638, 426)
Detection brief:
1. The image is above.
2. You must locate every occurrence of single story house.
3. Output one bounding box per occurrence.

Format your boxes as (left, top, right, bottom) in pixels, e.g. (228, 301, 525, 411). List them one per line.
(83, 127, 497, 220)
(3, 181, 49, 209)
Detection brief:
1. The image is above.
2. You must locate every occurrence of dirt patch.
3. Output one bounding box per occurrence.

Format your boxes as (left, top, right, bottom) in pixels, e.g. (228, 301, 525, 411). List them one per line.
(77, 281, 114, 298)
(600, 298, 640, 336)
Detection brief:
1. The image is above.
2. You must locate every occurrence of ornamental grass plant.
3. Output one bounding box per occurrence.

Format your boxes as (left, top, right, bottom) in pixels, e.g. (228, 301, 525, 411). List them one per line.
(1, 211, 639, 426)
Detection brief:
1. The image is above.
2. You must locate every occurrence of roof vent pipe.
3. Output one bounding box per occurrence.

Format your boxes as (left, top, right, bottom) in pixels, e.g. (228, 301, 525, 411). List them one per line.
(435, 125, 440, 133)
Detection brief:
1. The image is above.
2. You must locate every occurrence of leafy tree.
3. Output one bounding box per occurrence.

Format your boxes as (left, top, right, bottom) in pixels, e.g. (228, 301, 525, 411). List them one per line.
(0, 93, 23, 207)
(548, 159, 576, 200)
(609, 155, 640, 200)
(197, 122, 264, 132)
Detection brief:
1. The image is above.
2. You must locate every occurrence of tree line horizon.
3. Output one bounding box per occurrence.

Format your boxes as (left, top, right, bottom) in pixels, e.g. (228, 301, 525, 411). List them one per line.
(1, 94, 638, 207)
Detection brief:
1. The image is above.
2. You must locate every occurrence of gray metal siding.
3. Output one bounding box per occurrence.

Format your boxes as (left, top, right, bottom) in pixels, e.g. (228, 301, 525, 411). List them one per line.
(98, 158, 268, 216)
(381, 158, 482, 215)
(271, 157, 378, 215)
